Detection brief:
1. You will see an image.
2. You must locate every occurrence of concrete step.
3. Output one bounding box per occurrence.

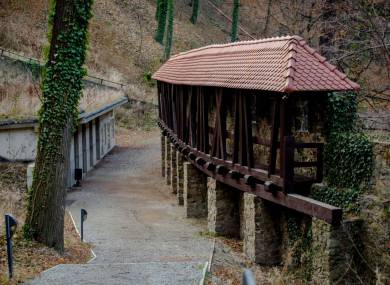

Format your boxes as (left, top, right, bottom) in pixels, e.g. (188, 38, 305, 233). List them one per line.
(26, 261, 207, 285)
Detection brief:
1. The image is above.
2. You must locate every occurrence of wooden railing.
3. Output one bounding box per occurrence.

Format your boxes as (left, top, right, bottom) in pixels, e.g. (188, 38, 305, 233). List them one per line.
(159, 120, 341, 225)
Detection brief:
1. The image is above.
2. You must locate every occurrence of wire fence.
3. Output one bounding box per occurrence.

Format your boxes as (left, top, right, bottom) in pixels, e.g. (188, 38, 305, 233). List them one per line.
(0, 47, 127, 89)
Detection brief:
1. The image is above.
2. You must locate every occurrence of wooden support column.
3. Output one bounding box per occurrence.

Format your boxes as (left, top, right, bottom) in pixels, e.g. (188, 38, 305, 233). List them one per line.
(279, 96, 294, 193)
(268, 99, 280, 175)
(282, 136, 295, 193)
(211, 88, 227, 160)
(196, 87, 209, 153)
(233, 91, 254, 167)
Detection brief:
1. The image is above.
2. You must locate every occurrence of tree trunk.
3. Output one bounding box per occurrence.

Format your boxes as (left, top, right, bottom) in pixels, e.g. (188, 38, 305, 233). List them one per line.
(319, 0, 337, 58)
(231, 0, 240, 42)
(190, 0, 199, 24)
(164, 0, 174, 60)
(155, 0, 168, 44)
(24, 0, 93, 253)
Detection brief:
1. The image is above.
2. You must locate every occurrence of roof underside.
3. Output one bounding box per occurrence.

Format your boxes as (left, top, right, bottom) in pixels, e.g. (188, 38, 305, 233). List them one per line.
(152, 36, 360, 93)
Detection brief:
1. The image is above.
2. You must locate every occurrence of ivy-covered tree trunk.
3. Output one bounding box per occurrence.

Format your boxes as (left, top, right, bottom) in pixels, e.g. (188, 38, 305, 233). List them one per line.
(164, 0, 174, 60)
(230, 0, 239, 42)
(24, 0, 93, 252)
(155, 0, 167, 44)
(190, 0, 199, 24)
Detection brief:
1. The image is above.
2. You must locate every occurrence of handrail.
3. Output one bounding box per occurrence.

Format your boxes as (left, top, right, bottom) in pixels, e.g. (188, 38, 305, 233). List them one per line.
(0, 47, 126, 89)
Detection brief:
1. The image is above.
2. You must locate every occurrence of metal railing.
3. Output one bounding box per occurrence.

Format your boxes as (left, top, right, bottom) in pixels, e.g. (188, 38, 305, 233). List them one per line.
(0, 47, 126, 89)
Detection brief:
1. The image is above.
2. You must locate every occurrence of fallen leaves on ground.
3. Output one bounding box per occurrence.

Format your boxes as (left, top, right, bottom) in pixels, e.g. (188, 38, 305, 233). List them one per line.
(0, 212, 91, 284)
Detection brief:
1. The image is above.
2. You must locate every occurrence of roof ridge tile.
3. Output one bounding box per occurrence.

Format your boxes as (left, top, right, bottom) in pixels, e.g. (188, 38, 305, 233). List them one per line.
(170, 35, 296, 60)
(283, 41, 298, 92)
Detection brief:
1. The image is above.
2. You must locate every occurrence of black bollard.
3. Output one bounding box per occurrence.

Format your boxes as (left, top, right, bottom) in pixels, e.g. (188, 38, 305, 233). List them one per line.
(5, 214, 18, 279)
(80, 209, 88, 241)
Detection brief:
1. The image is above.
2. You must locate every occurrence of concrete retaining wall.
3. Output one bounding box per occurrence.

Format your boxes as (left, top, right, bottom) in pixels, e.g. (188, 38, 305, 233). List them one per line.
(1, 109, 116, 188)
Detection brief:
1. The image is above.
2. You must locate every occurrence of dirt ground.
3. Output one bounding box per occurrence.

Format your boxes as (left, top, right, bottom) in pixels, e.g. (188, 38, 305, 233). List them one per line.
(0, 154, 91, 284)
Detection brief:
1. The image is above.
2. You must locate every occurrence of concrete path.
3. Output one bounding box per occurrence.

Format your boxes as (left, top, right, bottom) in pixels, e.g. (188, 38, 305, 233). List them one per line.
(28, 132, 212, 285)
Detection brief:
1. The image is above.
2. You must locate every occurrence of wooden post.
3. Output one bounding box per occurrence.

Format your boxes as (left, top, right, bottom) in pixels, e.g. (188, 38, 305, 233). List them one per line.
(268, 99, 280, 175)
(316, 144, 324, 182)
(279, 96, 292, 177)
(233, 91, 254, 167)
(282, 136, 295, 193)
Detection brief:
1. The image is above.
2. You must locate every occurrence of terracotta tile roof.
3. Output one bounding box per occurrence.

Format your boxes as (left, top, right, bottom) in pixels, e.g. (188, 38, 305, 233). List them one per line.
(152, 36, 360, 93)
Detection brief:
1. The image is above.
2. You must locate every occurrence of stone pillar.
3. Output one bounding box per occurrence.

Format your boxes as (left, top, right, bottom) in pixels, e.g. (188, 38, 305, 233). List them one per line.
(312, 218, 364, 284)
(207, 178, 240, 237)
(176, 151, 184, 205)
(165, 137, 171, 185)
(170, 144, 177, 194)
(183, 162, 207, 218)
(242, 193, 282, 265)
(161, 134, 165, 177)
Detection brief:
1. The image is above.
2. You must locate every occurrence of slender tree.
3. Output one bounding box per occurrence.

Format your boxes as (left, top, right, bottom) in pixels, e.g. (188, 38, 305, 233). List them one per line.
(24, 0, 93, 252)
(230, 0, 239, 42)
(190, 0, 199, 24)
(155, 0, 161, 20)
(319, 0, 337, 58)
(155, 0, 168, 44)
(164, 0, 174, 59)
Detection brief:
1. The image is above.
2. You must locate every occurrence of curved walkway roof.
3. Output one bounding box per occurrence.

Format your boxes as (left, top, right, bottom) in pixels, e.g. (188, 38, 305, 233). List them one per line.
(153, 36, 360, 93)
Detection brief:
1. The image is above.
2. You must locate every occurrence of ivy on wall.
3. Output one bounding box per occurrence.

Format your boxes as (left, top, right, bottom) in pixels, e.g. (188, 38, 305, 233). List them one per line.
(311, 92, 373, 214)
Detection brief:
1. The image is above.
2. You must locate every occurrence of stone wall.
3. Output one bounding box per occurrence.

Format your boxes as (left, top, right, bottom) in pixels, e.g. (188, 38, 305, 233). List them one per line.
(359, 141, 390, 283)
(242, 193, 282, 265)
(170, 144, 177, 194)
(176, 151, 184, 205)
(207, 177, 241, 237)
(183, 162, 207, 218)
(164, 137, 171, 185)
(312, 218, 366, 284)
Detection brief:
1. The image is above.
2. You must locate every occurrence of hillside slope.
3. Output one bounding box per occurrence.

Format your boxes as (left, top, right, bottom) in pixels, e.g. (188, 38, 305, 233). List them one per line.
(0, 0, 236, 102)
